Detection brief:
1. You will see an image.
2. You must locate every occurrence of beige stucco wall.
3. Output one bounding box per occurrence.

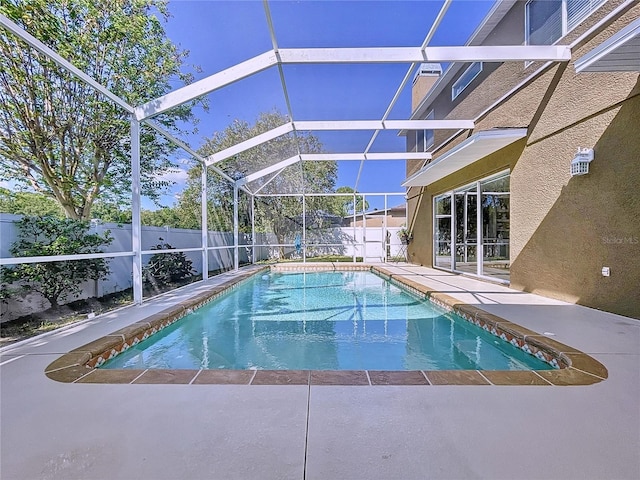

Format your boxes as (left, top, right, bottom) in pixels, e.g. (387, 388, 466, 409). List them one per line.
(509, 83, 640, 319)
(412, 74, 439, 111)
(407, 3, 640, 318)
(416, 0, 631, 154)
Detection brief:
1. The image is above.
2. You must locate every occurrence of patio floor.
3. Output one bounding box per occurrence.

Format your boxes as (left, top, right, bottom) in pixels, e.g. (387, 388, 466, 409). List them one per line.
(1, 264, 638, 479)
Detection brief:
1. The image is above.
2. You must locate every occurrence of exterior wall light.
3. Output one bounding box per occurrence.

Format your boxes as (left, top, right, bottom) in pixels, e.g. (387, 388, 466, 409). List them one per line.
(570, 148, 594, 176)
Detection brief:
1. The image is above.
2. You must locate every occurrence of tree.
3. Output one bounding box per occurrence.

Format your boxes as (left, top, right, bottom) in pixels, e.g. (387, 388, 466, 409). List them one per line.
(333, 186, 369, 217)
(0, 187, 64, 217)
(141, 206, 200, 230)
(90, 201, 133, 224)
(1, 216, 113, 308)
(0, 0, 198, 220)
(180, 110, 339, 257)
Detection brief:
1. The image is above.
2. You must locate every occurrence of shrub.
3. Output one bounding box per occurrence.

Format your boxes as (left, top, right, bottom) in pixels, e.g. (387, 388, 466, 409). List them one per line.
(142, 238, 195, 290)
(1, 216, 112, 308)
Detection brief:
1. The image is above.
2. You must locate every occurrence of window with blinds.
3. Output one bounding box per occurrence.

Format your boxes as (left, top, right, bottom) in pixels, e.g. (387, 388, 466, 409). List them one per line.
(526, 0, 606, 45)
(526, 0, 562, 45)
(452, 63, 483, 100)
(567, 0, 606, 30)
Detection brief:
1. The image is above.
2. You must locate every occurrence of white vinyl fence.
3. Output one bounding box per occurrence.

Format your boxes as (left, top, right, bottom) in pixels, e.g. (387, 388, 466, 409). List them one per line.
(0, 214, 406, 321)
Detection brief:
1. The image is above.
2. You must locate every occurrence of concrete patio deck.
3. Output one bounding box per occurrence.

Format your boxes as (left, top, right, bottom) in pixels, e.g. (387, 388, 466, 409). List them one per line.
(1, 264, 638, 479)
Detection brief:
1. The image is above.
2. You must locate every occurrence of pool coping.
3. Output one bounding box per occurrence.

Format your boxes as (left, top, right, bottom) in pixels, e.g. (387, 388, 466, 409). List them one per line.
(44, 264, 608, 386)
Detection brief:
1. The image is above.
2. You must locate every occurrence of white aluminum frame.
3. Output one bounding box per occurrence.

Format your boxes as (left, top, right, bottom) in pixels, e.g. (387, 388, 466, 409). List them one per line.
(251, 192, 406, 264)
(357, 0, 453, 191)
(0, 14, 134, 114)
(135, 51, 278, 120)
(574, 17, 640, 73)
(0, 2, 575, 306)
(205, 120, 471, 167)
(432, 170, 510, 284)
(130, 45, 570, 120)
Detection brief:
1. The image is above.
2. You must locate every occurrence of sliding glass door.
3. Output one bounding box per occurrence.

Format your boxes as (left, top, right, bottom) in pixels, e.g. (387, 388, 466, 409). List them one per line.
(434, 194, 452, 269)
(433, 172, 510, 282)
(454, 184, 478, 275)
(480, 175, 510, 281)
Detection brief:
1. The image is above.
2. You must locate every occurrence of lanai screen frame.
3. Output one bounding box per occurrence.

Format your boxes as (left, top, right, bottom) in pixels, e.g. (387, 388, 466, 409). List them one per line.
(0, 0, 571, 305)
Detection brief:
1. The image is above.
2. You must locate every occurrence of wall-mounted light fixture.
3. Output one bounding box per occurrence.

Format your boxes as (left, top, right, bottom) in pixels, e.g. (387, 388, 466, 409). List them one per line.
(570, 148, 594, 176)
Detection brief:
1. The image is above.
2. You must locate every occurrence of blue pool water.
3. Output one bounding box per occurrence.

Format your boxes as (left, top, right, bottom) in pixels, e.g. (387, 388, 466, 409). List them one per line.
(101, 271, 553, 371)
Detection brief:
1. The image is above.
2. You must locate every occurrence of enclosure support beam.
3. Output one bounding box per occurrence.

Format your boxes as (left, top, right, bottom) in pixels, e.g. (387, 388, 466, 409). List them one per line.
(277, 46, 571, 63)
(208, 122, 460, 167)
(132, 45, 569, 121)
(206, 123, 294, 165)
(362, 194, 367, 262)
(135, 51, 278, 120)
(302, 194, 306, 263)
(143, 120, 242, 189)
(233, 185, 239, 271)
(301, 152, 432, 161)
(384, 194, 389, 263)
(294, 120, 473, 131)
(406, 196, 411, 264)
(352, 193, 357, 263)
(201, 167, 208, 280)
(358, 0, 452, 192)
(130, 118, 143, 305)
(236, 155, 300, 186)
(251, 194, 256, 265)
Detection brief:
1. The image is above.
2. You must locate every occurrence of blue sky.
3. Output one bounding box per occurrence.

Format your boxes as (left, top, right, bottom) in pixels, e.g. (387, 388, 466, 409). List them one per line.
(153, 0, 495, 210)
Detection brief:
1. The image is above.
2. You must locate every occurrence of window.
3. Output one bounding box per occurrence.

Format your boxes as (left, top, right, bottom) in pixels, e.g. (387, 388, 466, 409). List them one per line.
(415, 129, 425, 152)
(414, 110, 435, 152)
(526, 0, 606, 45)
(424, 109, 435, 150)
(451, 62, 483, 100)
(567, 0, 606, 30)
(433, 171, 510, 282)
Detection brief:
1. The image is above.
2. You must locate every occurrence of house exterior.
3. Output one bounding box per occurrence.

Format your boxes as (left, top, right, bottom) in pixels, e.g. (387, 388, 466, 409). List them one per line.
(343, 205, 407, 228)
(404, 0, 640, 319)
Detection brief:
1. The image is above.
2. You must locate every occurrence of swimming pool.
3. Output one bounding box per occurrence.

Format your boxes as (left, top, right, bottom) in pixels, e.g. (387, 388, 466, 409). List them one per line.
(101, 271, 552, 371)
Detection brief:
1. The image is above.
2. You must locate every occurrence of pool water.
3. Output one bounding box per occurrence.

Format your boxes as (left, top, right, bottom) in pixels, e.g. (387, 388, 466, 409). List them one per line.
(101, 271, 553, 371)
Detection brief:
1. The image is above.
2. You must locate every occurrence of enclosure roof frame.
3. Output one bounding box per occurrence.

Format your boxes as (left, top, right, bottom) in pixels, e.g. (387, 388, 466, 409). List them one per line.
(0, 1, 575, 198)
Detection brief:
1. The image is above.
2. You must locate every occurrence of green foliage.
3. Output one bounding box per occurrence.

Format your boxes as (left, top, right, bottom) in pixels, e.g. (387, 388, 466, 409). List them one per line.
(333, 186, 370, 216)
(1, 216, 113, 307)
(90, 201, 132, 224)
(397, 227, 412, 244)
(178, 110, 338, 257)
(89, 202, 199, 229)
(0, 0, 200, 220)
(0, 187, 64, 217)
(142, 238, 195, 290)
(140, 206, 200, 230)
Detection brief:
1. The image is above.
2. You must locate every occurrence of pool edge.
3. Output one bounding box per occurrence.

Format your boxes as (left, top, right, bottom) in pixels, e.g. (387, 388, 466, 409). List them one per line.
(44, 263, 608, 386)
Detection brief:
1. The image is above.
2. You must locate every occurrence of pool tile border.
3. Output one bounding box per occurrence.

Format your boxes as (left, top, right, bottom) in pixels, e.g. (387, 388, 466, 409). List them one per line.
(45, 263, 607, 386)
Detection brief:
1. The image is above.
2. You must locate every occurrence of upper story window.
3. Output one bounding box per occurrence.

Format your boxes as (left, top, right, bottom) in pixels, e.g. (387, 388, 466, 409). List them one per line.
(415, 109, 435, 152)
(424, 109, 435, 150)
(526, 0, 606, 45)
(452, 62, 483, 100)
(416, 129, 426, 152)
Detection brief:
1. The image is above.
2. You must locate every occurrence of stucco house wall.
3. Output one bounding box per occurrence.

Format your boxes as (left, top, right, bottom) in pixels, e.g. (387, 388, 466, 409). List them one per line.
(406, 1, 640, 318)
